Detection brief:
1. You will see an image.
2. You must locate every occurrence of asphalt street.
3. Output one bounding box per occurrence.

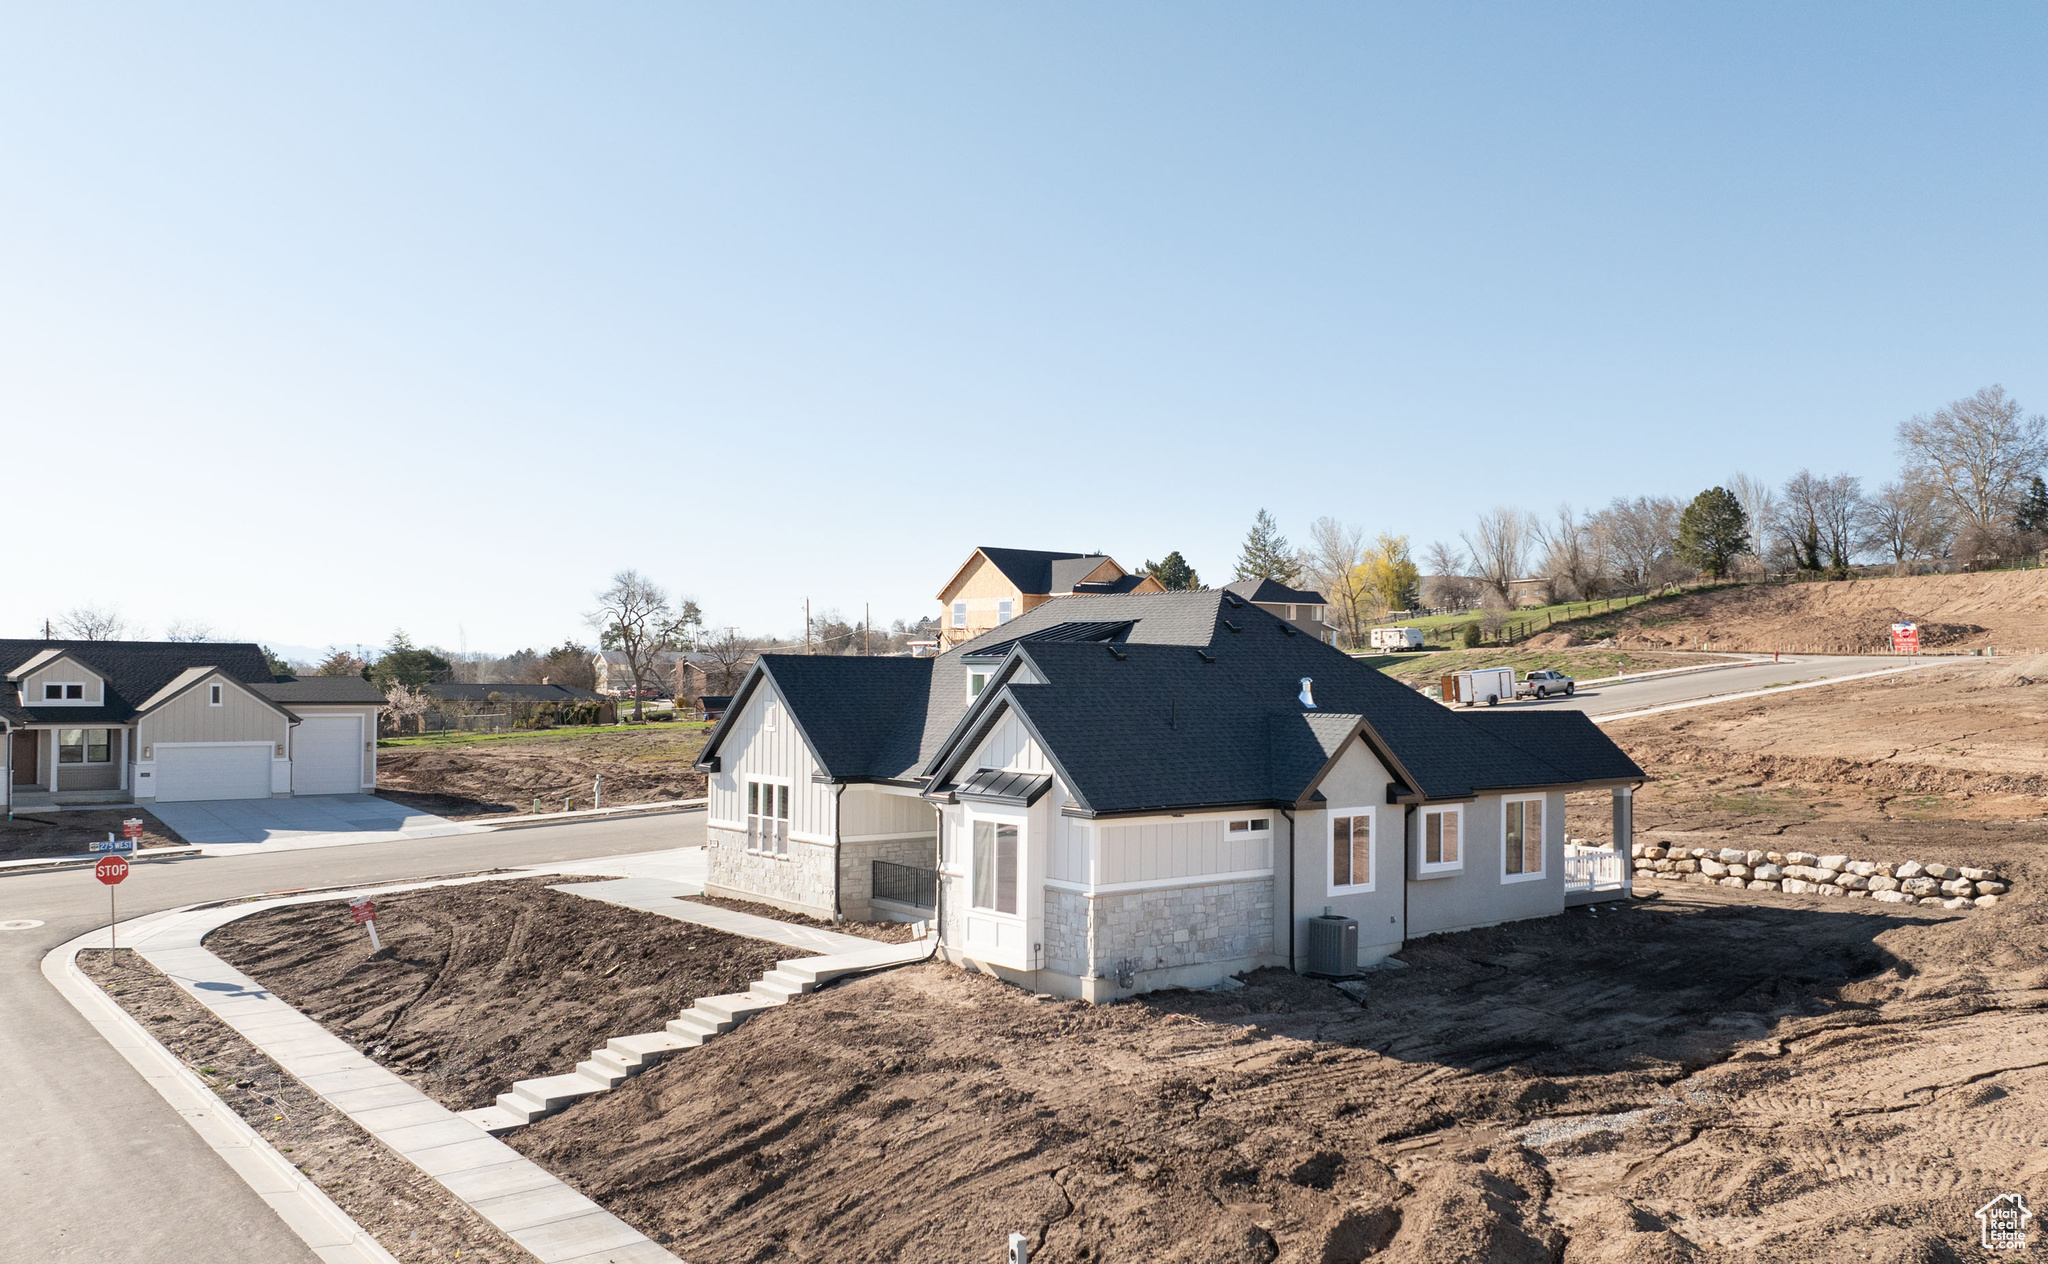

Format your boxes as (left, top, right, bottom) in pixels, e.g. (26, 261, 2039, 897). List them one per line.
(0, 808, 706, 1264)
(1474, 653, 1972, 717)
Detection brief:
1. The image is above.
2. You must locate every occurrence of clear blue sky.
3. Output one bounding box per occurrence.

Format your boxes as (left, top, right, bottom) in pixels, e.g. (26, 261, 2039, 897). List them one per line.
(6, 4, 2044, 654)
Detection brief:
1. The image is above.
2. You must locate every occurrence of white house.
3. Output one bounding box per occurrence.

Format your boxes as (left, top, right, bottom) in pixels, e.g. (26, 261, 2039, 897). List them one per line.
(693, 591, 1644, 1001)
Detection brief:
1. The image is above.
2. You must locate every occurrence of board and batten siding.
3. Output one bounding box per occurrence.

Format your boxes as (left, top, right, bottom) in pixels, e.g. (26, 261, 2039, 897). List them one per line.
(971, 710, 1049, 773)
(707, 680, 834, 839)
(1095, 816, 1272, 885)
(137, 680, 290, 751)
(839, 787, 933, 838)
(20, 658, 105, 705)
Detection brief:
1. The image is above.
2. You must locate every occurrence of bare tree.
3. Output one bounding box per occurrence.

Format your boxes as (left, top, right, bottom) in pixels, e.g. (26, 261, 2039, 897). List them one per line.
(1863, 477, 1953, 574)
(698, 629, 763, 696)
(1779, 470, 1863, 576)
(1461, 507, 1536, 603)
(1537, 504, 1603, 600)
(1815, 473, 1866, 577)
(586, 569, 679, 722)
(1301, 517, 1369, 647)
(1728, 472, 1777, 571)
(161, 619, 215, 642)
(1589, 497, 1681, 590)
(58, 605, 129, 641)
(1420, 541, 1473, 611)
(1897, 385, 2048, 564)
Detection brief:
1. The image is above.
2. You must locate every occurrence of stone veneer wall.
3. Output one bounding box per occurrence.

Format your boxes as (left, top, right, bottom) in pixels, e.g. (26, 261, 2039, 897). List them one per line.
(838, 835, 937, 921)
(1043, 888, 1089, 979)
(1632, 842, 2010, 910)
(1084, 878, 1273, 983)
(706, 826, 837, 916)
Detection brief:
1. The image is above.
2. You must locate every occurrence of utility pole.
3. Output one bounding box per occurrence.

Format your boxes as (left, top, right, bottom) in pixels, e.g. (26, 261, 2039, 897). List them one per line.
(805, 600, 812, 654)
(865, 603, 871, 656)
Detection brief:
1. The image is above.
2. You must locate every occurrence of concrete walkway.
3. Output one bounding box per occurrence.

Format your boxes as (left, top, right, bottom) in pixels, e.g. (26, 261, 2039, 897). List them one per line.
(552, 874, 882, 955)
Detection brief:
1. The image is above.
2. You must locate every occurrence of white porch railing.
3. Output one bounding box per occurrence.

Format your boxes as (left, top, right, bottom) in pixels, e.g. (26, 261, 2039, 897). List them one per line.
(1564, 847, 1627, 892)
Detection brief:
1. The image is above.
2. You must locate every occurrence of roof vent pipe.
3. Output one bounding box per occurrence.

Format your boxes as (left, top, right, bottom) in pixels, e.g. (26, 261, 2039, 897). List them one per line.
(1299, 677, 1316, 709)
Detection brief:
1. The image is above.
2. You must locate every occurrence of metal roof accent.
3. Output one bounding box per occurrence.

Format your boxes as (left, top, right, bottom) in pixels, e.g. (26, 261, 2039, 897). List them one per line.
(953, 766, 1054, 806)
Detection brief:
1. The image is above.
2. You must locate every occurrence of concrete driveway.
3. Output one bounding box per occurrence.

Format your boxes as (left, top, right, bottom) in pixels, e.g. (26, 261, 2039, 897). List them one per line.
(145, 794, 479, 853)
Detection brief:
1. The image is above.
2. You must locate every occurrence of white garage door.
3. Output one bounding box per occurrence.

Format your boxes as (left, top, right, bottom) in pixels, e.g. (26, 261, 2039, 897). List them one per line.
(156, 745, 274, 803)
(292, 716, 363, 796)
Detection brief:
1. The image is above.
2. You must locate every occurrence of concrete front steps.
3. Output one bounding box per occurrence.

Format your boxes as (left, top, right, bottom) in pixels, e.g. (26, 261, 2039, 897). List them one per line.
(458, 937, 931, 1135)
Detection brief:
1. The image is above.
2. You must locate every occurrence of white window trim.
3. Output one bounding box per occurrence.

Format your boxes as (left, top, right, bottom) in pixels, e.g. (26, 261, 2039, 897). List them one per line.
(1327, 807, 1375, 895)
(965, 806, 1026, 919)
(744, 775, 793, 857)
(967, 670, 990, 701)
(1227, 817, 1273, 835)
(208, 683, 224, 706)
(1418, 804, 1464, 876)
(1501, 795, 1548, 883)
(57, 727, 116, 765)
(952, 601, 968, 628)
(41, 681, 90, 703)
(996, 599, 1014, 624)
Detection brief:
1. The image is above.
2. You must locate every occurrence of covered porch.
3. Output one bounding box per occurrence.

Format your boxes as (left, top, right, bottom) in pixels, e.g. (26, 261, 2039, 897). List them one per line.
(7, 724, 137, 808)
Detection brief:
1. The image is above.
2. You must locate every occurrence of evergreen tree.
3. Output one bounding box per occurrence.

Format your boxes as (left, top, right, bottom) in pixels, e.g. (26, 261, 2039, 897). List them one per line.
(1140, 551, 1201, 590)
(1673, 486, 1751, 579)
(2016, 475, 2048, 534)
(1233, 509, 1301, 584)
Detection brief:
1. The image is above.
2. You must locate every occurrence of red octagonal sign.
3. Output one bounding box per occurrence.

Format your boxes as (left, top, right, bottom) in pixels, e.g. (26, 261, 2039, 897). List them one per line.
(94, 856, 129, 886)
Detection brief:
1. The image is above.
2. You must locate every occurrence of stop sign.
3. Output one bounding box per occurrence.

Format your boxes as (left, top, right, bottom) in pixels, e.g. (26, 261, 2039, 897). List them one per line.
(95, 856, 129, 885)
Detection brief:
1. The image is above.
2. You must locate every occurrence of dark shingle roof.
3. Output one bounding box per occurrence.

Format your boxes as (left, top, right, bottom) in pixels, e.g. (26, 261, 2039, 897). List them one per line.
(696, 591, 1643, 814)
(258, 678, 389, 705)
(1223, 577, 1330, 606)
(975, 548, 1104, 595)
(0, 639, 275, 725)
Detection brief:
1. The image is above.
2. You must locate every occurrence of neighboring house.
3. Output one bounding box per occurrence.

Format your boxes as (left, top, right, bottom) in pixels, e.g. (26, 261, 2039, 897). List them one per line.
(1222, 577, 1337, 644)
(422, 682, 614, 726)
(592, 649, 692, 697)
(693, 590, 1644, 1001)
(936, 547, 1167, 649)
(0, 640, 384, 809)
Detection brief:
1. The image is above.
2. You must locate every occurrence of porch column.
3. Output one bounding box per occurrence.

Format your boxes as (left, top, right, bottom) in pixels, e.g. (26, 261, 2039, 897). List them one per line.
(118, 729, 129, 791)
(1612, 785, 1634, 893)
(48, 731, 57, 794)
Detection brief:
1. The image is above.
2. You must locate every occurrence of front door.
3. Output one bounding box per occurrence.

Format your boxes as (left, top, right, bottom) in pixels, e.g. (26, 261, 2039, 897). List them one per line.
(12, 731, 36, 785)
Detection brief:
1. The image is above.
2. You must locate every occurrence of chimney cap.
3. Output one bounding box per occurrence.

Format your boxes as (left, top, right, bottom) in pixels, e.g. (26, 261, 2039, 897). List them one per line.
(1298, 677, 1316, 709)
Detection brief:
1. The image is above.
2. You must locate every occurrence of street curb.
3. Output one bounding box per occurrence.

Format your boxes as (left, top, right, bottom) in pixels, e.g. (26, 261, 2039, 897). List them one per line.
(481, 798, 706, 830)
(43, 914, 401, 1264)
(1590, 657, 1965, 724)
(0, 844, 206, 878)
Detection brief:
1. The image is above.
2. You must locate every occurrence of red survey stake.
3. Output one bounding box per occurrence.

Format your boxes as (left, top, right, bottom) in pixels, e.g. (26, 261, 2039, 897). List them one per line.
(349, 897, 384, 954)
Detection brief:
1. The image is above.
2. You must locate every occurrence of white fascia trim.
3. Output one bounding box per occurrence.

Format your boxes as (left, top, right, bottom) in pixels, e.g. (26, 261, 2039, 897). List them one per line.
(1045, 868, 1274, 896)
(787, 830, 834, 846)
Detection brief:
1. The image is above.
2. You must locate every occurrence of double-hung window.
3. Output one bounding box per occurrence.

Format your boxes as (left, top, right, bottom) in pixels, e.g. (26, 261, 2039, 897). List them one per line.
(971, 820, 1019, 915)
(747, 781, 790, 855)
(58, 729, 112, 765)
(952, 602, 968, 628)
(1503, 797, 1545, 880)
(1419, 805, 1462, 875)
(996, 599, 1014, 624)
(1329, 811, 1372, 893)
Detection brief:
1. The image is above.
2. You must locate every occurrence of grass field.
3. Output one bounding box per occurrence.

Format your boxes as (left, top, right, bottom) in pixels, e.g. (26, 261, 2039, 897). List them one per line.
(1392, 591, 1678, 646)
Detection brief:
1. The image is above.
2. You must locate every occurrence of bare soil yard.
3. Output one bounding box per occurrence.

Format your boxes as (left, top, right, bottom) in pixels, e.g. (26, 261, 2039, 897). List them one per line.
(680, 893, 923, 944)
(1562, 570, 2048, 655)
(0, 807, 185, 863)
(375, 724, 710, 817)
(208, 878, 797, 1110)
(79, 948, 530, 1264)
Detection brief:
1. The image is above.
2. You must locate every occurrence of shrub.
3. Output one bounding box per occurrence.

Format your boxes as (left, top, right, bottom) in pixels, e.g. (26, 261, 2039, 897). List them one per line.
(1459, 621, 1483, 649)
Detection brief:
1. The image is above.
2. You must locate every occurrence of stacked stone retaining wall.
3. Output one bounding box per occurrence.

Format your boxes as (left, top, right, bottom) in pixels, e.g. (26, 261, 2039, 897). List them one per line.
(1632, 843, 2008, 910)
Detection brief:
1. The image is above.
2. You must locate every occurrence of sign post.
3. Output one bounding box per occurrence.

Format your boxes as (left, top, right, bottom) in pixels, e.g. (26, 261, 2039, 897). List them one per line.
(95, 854, 129, 957)
(350, 897, 382, 954)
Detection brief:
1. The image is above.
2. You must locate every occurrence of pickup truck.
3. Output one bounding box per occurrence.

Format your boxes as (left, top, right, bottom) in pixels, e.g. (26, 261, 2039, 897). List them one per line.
(1516, 669, 1576, 699)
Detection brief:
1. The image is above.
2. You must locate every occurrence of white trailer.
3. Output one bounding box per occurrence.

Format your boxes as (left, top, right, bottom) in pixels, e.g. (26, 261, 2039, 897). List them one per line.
(1369, 627, 1425, 651)
(1441, 666, 1517, 707)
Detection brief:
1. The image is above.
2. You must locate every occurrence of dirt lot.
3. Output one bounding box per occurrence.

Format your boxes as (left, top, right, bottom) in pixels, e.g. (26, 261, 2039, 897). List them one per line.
(1568, 658, 2048, 854)
(680, 893, 923, 944)
(79, 948, 529, 1264)
(505, 867, 2048, 1263)
(375, 724, 710, 817)
(0, 808, 185, 863)
(208, 878, 796, 1110)
(1562, 570, 2048, 655)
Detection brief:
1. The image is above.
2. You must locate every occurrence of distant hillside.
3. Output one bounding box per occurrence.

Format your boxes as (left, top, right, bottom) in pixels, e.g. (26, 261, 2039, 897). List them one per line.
(1546, 571, 2048, 655)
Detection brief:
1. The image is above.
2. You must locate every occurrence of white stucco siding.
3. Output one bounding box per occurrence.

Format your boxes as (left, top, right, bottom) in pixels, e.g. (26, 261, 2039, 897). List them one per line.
(706, 680, 833, 839)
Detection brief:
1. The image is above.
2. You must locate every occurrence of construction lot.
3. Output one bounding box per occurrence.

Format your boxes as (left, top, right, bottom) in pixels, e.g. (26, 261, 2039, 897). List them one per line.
(140, 616, 2048, 1260)
(374, 723, 711, 817)
(0, 807, 186, 863)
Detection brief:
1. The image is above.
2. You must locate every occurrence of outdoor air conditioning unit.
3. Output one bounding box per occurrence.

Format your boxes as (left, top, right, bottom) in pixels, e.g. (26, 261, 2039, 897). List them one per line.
(1306, 911, 1358, 978)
